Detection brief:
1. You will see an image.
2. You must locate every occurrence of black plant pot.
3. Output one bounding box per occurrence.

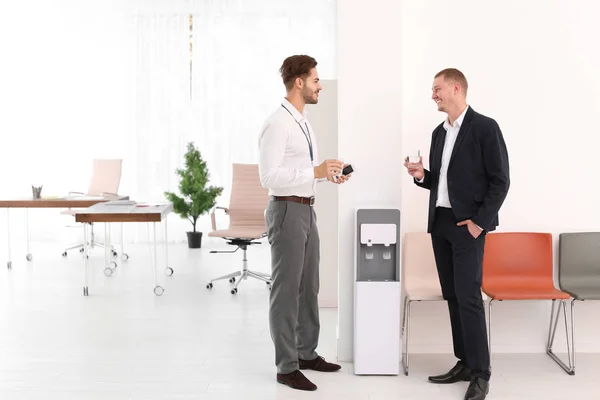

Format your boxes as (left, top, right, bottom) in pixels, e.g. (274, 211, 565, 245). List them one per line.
(187, 231, 202, 248)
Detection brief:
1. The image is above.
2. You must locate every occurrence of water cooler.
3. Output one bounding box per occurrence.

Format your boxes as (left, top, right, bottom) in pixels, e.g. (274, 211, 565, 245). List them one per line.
(353, 208, 401, 375)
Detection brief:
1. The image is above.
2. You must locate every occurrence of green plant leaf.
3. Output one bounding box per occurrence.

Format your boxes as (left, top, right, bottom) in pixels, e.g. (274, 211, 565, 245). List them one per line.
(164, 142, 224, 232)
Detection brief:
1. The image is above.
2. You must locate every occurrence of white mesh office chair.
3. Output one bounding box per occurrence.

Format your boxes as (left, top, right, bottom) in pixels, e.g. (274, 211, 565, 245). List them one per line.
(61, 159, 123, 257)
(205, 163, 271, 294)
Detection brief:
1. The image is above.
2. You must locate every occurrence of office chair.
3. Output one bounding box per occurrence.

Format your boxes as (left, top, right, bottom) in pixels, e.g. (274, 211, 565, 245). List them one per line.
(206, 163, 271, 294)
(61, 159, 123, 258)
(549, 232, 600, 375)
(482, 232, 570, 373)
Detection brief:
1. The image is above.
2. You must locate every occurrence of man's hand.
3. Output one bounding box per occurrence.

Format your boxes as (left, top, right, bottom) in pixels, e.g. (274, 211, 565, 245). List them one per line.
(403, 156, 424, 180)
(314, 159, 344, 179)
(327, 164, 352, 184)
(457, 219, 483, 239)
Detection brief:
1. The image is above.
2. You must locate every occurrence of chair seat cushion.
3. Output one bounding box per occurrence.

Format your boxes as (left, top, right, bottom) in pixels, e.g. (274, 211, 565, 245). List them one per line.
(404, 286, 444, 301)
(403, 278, 443, 300)
(564, 289, 600, 300)
(208, 227, 266, 240)
(483, 285, 570, 300)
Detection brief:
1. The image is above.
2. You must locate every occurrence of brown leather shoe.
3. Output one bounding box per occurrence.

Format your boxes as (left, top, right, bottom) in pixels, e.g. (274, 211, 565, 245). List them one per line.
(299, 356, 342, 372)
(276, 370, 317, 391)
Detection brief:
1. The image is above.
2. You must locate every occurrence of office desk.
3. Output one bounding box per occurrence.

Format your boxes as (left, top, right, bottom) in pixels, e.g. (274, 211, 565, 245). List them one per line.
(0, 195, 128, 269)
(75, 202, 173, 296)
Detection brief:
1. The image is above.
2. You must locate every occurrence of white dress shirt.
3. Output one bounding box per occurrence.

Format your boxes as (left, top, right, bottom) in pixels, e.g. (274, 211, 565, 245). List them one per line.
(436, 105, 469, 208)
(258, 98, 320, 197)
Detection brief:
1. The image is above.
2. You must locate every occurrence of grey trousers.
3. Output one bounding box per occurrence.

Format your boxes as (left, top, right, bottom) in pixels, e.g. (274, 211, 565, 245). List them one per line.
(265, 199, 320, 374)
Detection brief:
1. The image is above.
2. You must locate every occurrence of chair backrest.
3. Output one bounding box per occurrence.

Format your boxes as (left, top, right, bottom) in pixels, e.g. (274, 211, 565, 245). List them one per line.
(87, 159, 123, 196)
(401, 232, 440, 288)
(559, 232, 600, 294)
(482, 232, 553, 288)
(227, 163, 270, 229)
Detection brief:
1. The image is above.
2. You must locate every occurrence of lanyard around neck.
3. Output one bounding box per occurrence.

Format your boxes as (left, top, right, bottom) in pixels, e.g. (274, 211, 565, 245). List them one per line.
(281, 104, 313, 162)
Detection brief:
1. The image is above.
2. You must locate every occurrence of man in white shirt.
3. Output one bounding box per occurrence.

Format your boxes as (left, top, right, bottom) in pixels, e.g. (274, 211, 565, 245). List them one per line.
(258, 55, 349, 391)
(404, 68, 510, 400)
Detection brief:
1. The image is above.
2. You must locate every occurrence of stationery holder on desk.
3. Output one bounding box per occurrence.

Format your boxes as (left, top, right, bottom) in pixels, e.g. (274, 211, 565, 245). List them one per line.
(32, 185, 43, 199)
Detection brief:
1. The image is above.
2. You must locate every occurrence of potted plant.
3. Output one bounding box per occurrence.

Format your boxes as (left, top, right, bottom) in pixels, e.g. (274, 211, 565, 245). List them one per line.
(164, 142, 223, 248)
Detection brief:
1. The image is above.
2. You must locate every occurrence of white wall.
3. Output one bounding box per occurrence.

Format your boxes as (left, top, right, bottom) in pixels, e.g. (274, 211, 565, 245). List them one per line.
(309, 80, 339, 308)
(338, 0, 600, 361)
(337, 0, 404, 361)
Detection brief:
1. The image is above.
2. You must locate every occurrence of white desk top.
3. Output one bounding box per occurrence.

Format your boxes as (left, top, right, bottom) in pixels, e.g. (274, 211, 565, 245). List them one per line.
(74, 202, 173, 223)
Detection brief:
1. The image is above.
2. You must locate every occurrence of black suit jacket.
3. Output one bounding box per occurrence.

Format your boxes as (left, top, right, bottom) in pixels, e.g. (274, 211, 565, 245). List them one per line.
(415, 106, 510, 233)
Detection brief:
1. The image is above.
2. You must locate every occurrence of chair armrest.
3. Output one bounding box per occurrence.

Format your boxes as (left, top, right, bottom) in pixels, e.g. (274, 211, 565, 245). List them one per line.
(210, 206, 229, 231)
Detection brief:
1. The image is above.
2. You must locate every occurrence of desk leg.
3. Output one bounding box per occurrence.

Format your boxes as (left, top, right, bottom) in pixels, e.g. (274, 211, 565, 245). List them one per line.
(25, 209, 32, 262)
(120, 223, 129, 261)
(6, 209, 11, 269)
(103, 223, 116, 277)
(152, 222, 164, 296)
(83, 223, 89, 296)
(164, 217, 172, 276)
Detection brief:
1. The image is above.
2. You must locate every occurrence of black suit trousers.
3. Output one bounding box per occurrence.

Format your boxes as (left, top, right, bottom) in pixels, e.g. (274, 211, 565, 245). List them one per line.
(431, 207, 491, 381)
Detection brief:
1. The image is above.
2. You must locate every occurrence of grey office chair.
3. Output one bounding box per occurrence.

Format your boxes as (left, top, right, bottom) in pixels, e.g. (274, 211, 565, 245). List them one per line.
(547, 232, 600, 375)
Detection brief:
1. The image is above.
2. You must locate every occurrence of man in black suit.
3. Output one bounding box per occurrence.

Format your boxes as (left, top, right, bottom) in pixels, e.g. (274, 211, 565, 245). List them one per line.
(404, 68, 510, 400)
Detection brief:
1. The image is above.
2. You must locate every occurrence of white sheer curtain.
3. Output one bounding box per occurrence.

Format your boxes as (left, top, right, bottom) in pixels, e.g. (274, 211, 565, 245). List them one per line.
(0, 0, 336, 245)
(127, 0, 336, 243)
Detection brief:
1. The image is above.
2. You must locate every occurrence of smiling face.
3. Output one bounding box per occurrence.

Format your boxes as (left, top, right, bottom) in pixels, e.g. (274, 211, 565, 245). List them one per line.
(300, 68, 322, 105)
(431, 75, 459, 113)
(431, 69, 469, 117)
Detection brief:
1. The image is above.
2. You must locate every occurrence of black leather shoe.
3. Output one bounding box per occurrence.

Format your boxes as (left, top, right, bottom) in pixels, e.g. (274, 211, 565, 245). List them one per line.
(464, 377, 489, 400)
(428, 361, 472, 384)
(299, 356, 341, 372)
(276, 370, 317, 391)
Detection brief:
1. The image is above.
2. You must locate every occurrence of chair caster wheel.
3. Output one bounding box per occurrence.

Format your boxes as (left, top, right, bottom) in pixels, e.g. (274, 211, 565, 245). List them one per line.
(79, 248, 85, 253)
(121, 253, 129, 261)
(206, 283, 213, 289)
(229, 277, 236, 283)
(62, 252, 67, 257)
(231, 288, 238, 295)
(165, 267, 173, 276)
(26, 254, 32, 261)
(104, 267, 114, 277)
(154, 286, 164, 296)
(111, 250, 118, 257)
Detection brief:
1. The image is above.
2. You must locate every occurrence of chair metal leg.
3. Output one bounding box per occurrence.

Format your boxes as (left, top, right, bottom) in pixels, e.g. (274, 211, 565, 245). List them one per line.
(487, 299, 493, 360)
(64, 222, 116, 256)
(401, 297, 411, 376)
(209, 270, 242, 284)
(247, 270, 271, 283)
(547, 298, 575, 375)
(206, 246, 271, 293)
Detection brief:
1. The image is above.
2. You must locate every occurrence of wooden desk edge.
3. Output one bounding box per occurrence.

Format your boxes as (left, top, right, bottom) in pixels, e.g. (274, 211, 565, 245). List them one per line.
(75, 213, 166, 223)
(0, 196, 129, 208)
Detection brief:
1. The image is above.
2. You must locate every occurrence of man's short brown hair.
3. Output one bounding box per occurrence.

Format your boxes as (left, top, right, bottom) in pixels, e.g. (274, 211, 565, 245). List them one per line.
(279, 55, 317, 91)
(435, 68, 468, 94)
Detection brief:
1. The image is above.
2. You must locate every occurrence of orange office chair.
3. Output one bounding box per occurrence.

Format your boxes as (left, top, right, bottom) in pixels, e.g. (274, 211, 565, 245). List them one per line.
(205, 164, 271, 294)
(482, 232, 572, 373)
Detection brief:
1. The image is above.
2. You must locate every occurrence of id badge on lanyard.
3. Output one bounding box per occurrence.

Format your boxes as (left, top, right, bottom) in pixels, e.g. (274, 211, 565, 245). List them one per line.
(281, 104, 313, 162)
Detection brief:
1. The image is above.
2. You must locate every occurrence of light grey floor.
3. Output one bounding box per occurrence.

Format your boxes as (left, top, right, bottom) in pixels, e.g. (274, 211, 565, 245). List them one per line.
(0, 240, 598, 400)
